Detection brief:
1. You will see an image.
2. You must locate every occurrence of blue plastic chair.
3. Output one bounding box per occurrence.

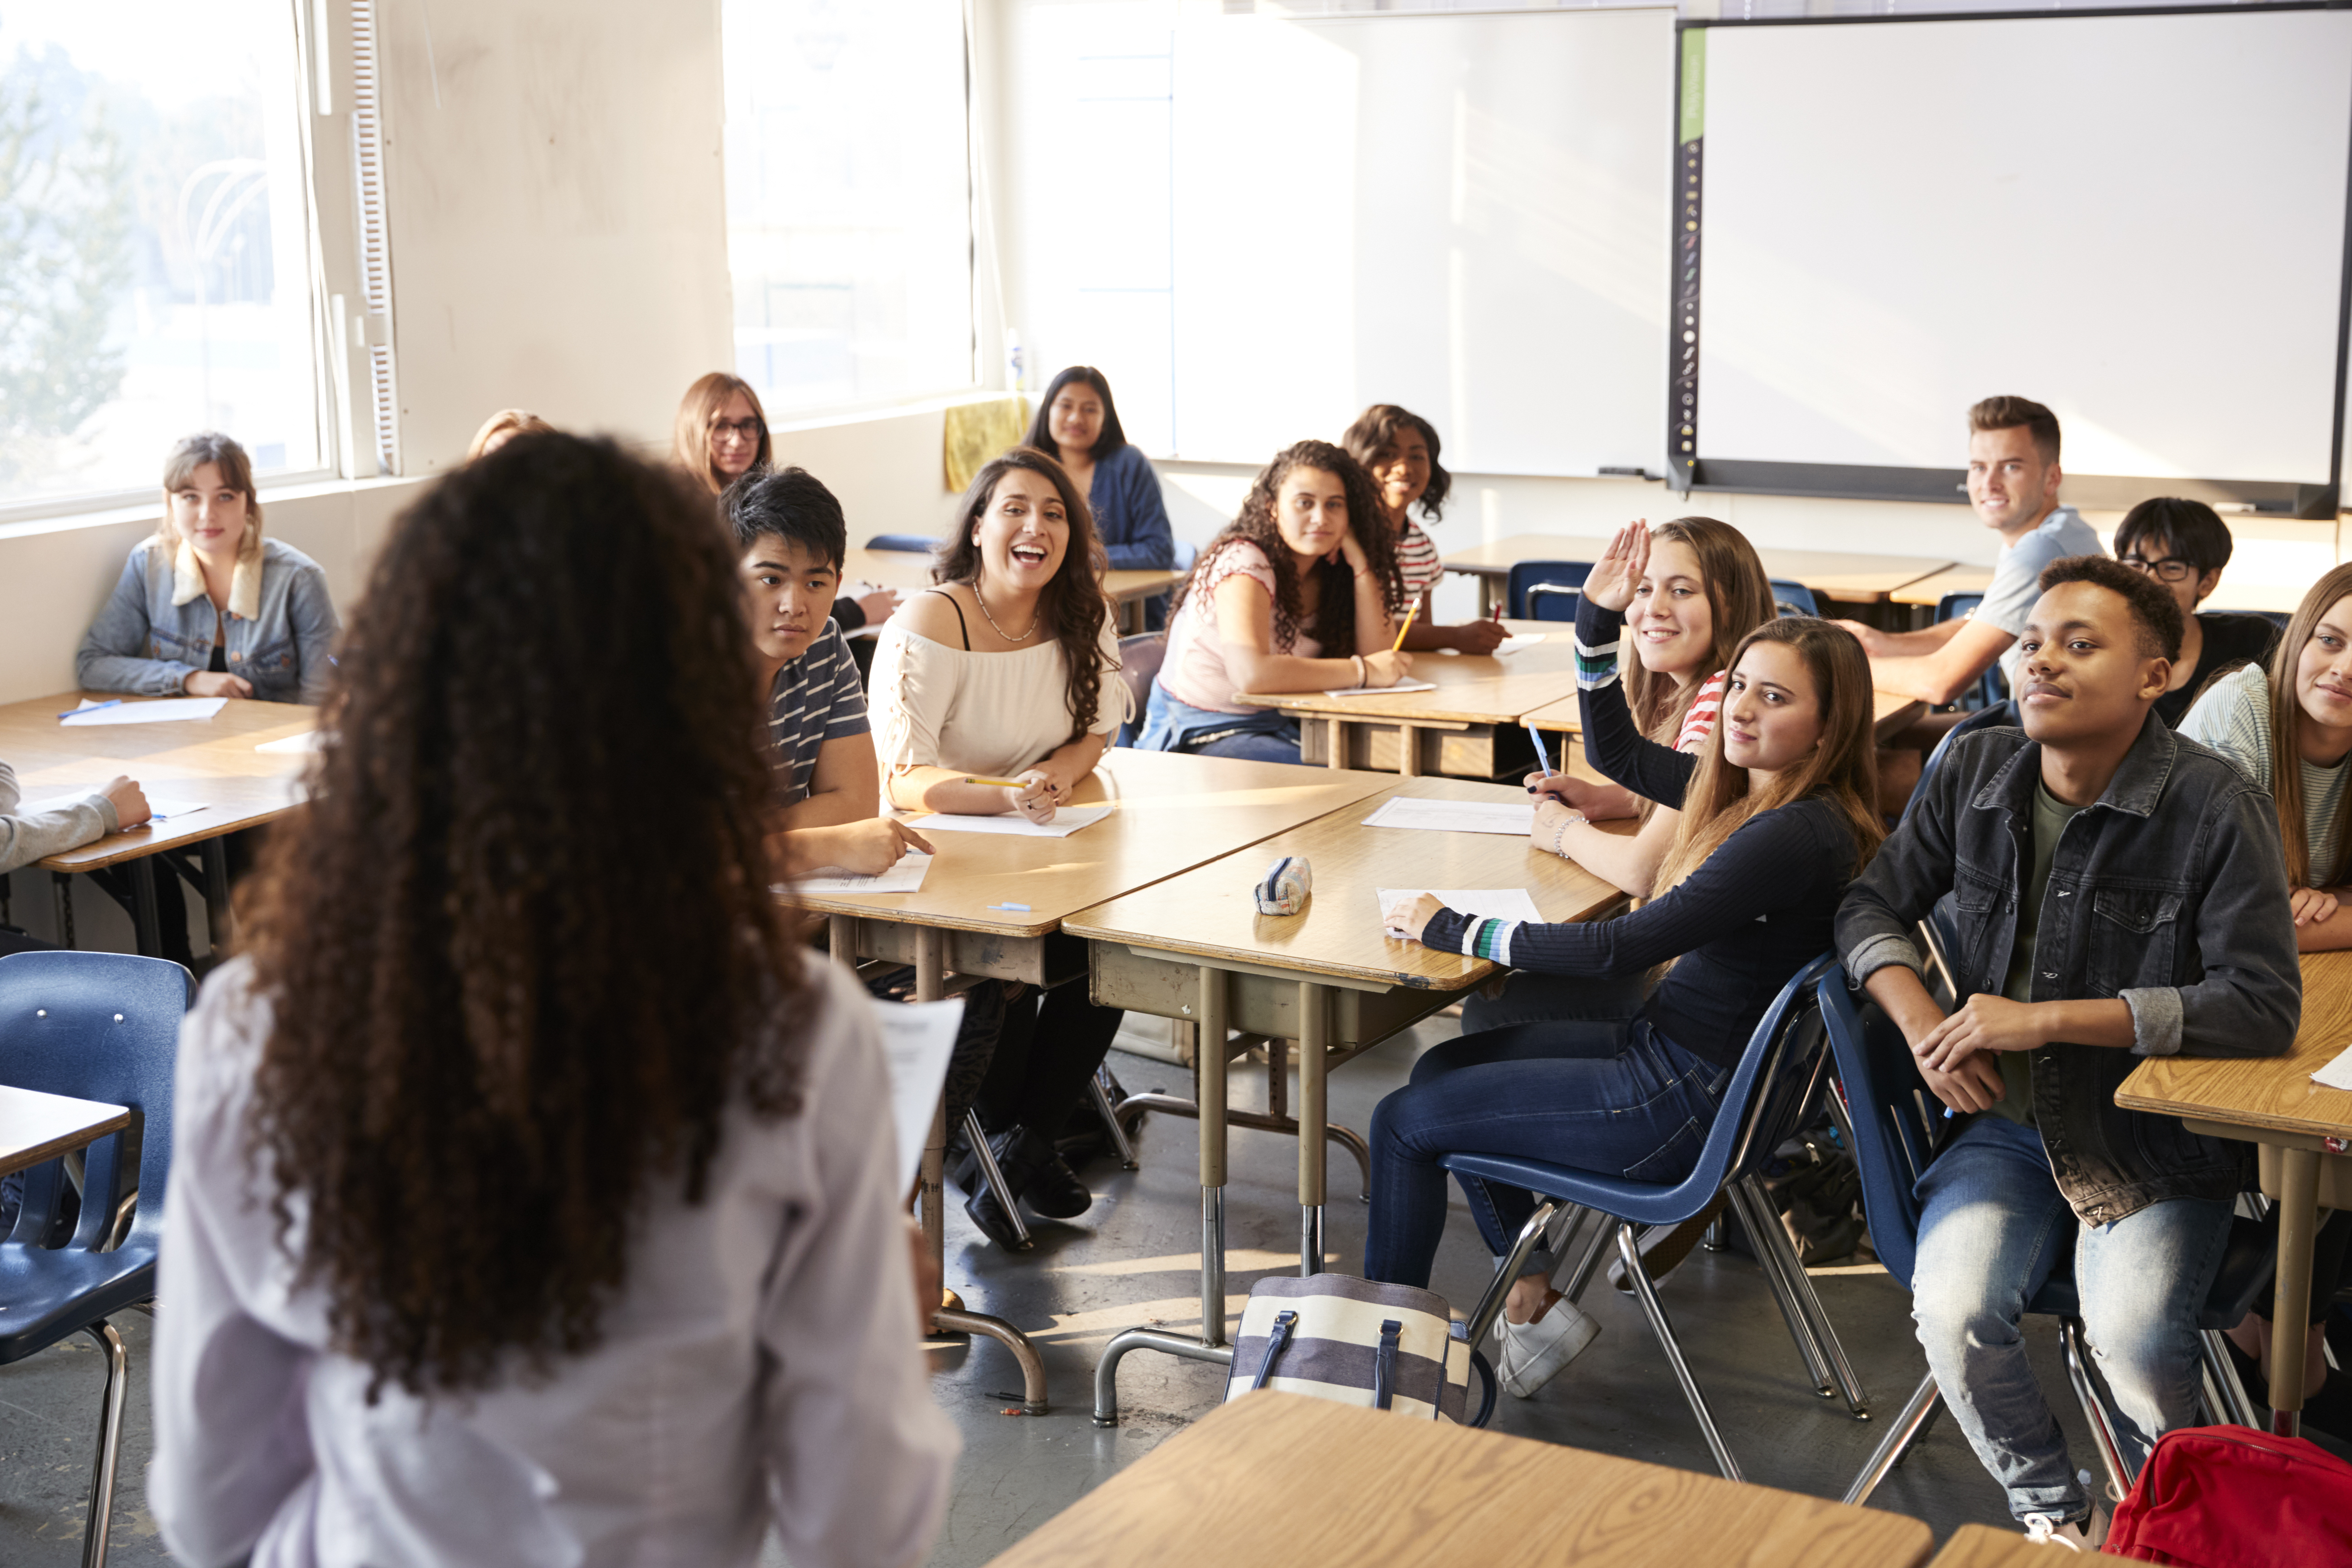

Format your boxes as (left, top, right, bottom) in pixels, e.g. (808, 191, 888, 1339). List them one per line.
(1771, 580, 1820, 617)
(1115, 632, 1165, 748)
(1903, 699, 2015, 829)
(1935, 591, 2008, 712)
(1505, 560, 1593, 622)
(0, 950, 191, 1567)
(865, 532, 935, 553)
(1820, 980, 2272, 1508)
(1441, 954, 1863, 1476)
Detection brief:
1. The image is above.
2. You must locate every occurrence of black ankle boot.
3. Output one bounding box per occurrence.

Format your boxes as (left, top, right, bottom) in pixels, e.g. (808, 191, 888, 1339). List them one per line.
(1020, 1142, 1092, 1220)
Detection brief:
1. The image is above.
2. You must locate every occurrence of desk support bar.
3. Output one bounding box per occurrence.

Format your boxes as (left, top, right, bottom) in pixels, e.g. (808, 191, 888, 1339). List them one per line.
(2272, 1147, 2323, 1437)
(1199, 965, 1228, 1341)
(1299, 980, 1329, 1276)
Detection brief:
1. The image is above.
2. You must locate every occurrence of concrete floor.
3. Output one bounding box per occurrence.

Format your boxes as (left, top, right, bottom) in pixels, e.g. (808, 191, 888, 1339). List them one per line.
(0, 1013, 2173, 1563)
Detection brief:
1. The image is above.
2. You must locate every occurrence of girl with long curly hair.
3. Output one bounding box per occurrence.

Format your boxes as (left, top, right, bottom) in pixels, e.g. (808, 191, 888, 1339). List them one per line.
(150, 434, 957, 1568)
(1135, 438, 1409, 763)
(865, 445, 1133, 1248)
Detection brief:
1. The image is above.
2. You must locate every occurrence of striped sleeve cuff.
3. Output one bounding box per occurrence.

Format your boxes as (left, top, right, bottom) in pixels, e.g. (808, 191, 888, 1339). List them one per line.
(1573, 633, 1620, 692)
(1463, 918, 1521, 964)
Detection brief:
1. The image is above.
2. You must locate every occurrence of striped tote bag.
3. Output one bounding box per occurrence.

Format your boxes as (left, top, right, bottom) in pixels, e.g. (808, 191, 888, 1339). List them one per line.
(1224, 1274, 1477, 1423)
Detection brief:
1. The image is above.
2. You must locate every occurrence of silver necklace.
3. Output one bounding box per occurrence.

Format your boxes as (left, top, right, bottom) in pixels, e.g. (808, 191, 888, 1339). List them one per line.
(972, 578, 1039, 642)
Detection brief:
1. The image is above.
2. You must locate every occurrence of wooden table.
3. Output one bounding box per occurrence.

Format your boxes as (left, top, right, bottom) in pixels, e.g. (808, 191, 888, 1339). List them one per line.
(986, 1391, 1936, 1568)
(798, 748, 1397, 1412)
(1924, 1524, 2132, 1567)
(1521, 686, 1930, 746)
(1064, 775, 1625, 1423)
(0, 1085, 131, 1181)
(1441, 532, 1955, 612)
(2116, 947, 2352, 1436)
(1234, 620, 1578, 778)
(842, 547, 1182, 633)
(0, 692, 317, 955)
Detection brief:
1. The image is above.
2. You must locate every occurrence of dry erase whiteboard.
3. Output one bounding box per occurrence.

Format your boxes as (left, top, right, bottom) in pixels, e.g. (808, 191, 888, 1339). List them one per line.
(1166, 6, 1675, 476)
(1684, 8, 2352, 512)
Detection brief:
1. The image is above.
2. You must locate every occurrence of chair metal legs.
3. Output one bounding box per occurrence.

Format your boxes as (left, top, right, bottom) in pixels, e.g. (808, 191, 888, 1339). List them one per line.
(2060, 1317, 2134, 1506)
(1843, 1372, 1943, 1506)
(1460, 1201, 1562, 1352)
(1089, 1070, 1139, 1171)
(960, 1109, 1033, 1251)
(2199, 1327, 2262, 1429)
(1731, 1176, 1870, 1417)
(80, 1319, 127, 1568)
(1614, 1220, 1742, 1479)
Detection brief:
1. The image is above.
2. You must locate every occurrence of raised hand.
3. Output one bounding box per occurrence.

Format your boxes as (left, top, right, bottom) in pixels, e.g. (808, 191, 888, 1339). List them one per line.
(1578, 519, 1650, 615)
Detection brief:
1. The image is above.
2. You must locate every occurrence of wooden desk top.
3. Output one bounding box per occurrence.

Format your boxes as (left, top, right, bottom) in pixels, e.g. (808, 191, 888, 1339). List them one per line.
(1890, 564, 1997, 609)
(0, 1085, 131, 1181)
(1520, 686, 1927, 745)
(789, 749, 1395, 939)
(1064, 775, 1624, 991)
(1234, 620, 1580, 727)
(1926, 1523, 2132, 1567)
(1440, 533, 1953, 603)
(842, 548, 1180, 606)
(985, 1392, 1935, 1568)
(2116, 948, 2352, 1141)
(0, 692, 316, 869)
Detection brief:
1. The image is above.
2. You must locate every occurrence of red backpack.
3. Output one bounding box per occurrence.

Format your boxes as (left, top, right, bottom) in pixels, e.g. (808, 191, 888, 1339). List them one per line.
(2105, 1425, 2352, 1565)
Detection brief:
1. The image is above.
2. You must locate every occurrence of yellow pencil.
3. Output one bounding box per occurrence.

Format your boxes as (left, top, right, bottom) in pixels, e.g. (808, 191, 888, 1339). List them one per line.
(1390, 600, 1420, 654)
(961, 774, 1031, 789)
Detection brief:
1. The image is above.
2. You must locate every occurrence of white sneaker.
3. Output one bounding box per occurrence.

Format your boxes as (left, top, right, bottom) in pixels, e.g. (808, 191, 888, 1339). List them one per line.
(2020, 1514, 2089, 1552)
(1494, 1300, 1600, 1399)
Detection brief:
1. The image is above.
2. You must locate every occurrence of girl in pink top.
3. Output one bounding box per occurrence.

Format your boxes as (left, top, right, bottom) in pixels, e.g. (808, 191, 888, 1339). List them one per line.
(1138, 440, 1410, 764)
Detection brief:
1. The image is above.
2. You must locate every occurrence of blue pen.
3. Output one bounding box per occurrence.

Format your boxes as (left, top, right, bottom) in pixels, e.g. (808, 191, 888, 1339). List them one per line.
(989, 902, 1032, 913)
(1525, 722, 1554, 779)
(58, 698, 120, 720)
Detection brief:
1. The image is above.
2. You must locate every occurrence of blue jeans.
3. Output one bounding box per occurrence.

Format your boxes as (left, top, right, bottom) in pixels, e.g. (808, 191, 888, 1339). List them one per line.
(1460, 970, 1649, 1034)
(1133, 680, 1302, 764)
(1910, 1114, 2234, 1525)
(1362, 1017, 1729, 1289)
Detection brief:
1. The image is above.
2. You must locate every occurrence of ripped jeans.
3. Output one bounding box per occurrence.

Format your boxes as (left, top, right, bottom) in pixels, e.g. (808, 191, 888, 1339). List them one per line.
(1361, 1017, 1728, 1289)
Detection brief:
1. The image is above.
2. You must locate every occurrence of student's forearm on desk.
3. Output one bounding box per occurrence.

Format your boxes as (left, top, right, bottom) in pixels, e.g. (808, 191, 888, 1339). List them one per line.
(1228, 650, 1374, 693)
(887, 766, 1018, 815)
(2296, 891, 2352, 951)
(1558, 808, 1673, 899)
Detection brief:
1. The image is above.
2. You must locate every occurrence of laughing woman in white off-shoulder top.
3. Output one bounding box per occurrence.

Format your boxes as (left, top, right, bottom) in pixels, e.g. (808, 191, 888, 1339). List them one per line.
(866, 447, 1133, 1249)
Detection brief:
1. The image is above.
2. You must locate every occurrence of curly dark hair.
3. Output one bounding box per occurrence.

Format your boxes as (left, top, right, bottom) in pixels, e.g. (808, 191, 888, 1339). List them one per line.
(931, 446, 1111, 741)
(1339, 404, 1452, 522)
(239, 432, 811, 1401)
(1172, 440, 1403, 652)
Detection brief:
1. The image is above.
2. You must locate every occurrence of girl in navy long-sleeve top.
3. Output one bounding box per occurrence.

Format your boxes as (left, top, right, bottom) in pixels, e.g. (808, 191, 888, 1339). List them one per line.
(1362, 524, 1884, 1394)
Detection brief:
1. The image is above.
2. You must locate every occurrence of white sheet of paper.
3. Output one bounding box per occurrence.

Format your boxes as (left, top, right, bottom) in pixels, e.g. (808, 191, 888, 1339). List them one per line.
(791, 852, 932, 896)
(1321, 678, 1439, 698)
(908, 804, 1112, 838)
(1361, 795, 1536, 837)
(60, 697, 226, 727)
(1377, 887, 1545, 937)
(255, 731, 324, 754)
(2311, 1042, 2352, 1092)
(143, 803, 210, 824)
(1494, 633, 1549, 655)
(874, 997, 966, 1195)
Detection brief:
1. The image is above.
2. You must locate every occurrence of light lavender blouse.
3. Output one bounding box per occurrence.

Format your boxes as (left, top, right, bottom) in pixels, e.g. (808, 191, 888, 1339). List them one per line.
(150, 956, 958, 1568)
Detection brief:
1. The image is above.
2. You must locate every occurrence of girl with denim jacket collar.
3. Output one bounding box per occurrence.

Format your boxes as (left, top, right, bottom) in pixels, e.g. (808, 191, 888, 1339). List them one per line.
(159, 432, 268, 698)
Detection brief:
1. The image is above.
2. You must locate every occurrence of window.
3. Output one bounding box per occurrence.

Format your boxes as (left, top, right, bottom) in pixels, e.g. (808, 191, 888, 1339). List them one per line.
(720, 0, 976, 414)
(0, 0, 325, 512)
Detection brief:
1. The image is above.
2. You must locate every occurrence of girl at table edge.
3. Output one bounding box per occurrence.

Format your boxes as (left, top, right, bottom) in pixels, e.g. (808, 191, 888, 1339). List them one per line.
(1022, 365, 1175, 572)
(1370, 602, 1883, 1398)
(865, 446, 1133, 1247)
(2176, 558, 2352, 1426)
(1340, 403, 1504, 655)
(1133, 439, 1410, 763)
(148, 434, 957, 1568)
(76, 432, 340, 705)
(1525, 516, 1778, 906)
(673, 372, 899, 634)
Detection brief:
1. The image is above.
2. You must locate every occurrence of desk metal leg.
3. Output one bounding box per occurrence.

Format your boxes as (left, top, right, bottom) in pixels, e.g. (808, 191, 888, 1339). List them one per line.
(128, 859, 162, 959)
(201, 837, 233, 952)
(2271, 1148, 2323, 1438)
(1095, 964, 1236, 1425)
(1396, 725, 1420, 779)
(1299, 980, 1328, 1276)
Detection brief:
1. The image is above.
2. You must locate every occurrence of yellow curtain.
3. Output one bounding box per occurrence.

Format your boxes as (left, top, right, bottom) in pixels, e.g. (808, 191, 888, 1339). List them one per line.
(943, 395, 1032, 493)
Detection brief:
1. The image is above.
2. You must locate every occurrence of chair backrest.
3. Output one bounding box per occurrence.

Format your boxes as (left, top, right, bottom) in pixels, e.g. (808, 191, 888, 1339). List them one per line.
(1771, 580, 1820, 618)
(1933, 592, 2009, 710)
(1505, 560, 1592, 621)
(1819, 979, 1940, 1291)
(865, 532, 934, 554)
(1934, 592, 1983, 624)
(2209, 607, 2290, 631)
(0, 951, 191, 1253)
(1903, 699, 2014, 827)
(1116, 632, 1166, 745)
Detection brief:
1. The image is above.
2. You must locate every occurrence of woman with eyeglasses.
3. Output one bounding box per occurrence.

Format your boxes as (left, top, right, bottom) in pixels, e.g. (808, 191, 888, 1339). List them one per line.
(2113, 497, 2280, 726)
(673, 373, 899, 635)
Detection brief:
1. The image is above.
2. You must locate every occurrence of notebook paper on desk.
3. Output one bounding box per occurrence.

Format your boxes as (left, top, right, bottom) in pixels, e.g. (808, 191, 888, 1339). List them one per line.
(60, 697, 226, 727)
(791, 853, 932, 896)
(908, 804, 1111, 838)
(2312, 1043, 2352, 1092)
(1322, 678, 1438, 698)
(1493, 633, 1548, 655)
(1362, 796, 1535, 837)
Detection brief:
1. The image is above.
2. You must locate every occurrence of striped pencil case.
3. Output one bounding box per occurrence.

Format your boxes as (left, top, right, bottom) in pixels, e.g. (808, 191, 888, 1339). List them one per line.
(1224, 1273, 1475, 1423)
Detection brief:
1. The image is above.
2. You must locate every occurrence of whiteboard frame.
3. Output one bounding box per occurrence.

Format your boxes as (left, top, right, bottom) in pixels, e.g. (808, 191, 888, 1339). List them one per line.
(1672, 4, 2352, 520)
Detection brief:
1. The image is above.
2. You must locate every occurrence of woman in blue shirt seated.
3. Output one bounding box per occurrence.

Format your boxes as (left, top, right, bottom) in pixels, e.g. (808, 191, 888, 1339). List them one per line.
(78, 432, 340, 705)
(1367, 523, 1884, 1399)
(1023, 368, 1175, 620)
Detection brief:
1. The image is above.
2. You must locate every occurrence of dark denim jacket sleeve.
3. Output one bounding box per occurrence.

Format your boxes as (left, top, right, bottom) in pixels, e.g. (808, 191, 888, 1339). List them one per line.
(1833, 740, 1965, 989)
(2132, 778, 2298, 1060)
(288, 562, 341, 706)
(76, 550, 193, 695)
(1095, 446, 1176, 571)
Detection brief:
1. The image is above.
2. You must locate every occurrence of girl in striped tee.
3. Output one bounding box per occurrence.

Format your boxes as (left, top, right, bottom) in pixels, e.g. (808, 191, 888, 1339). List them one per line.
(1342, 405, 1507, 655)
